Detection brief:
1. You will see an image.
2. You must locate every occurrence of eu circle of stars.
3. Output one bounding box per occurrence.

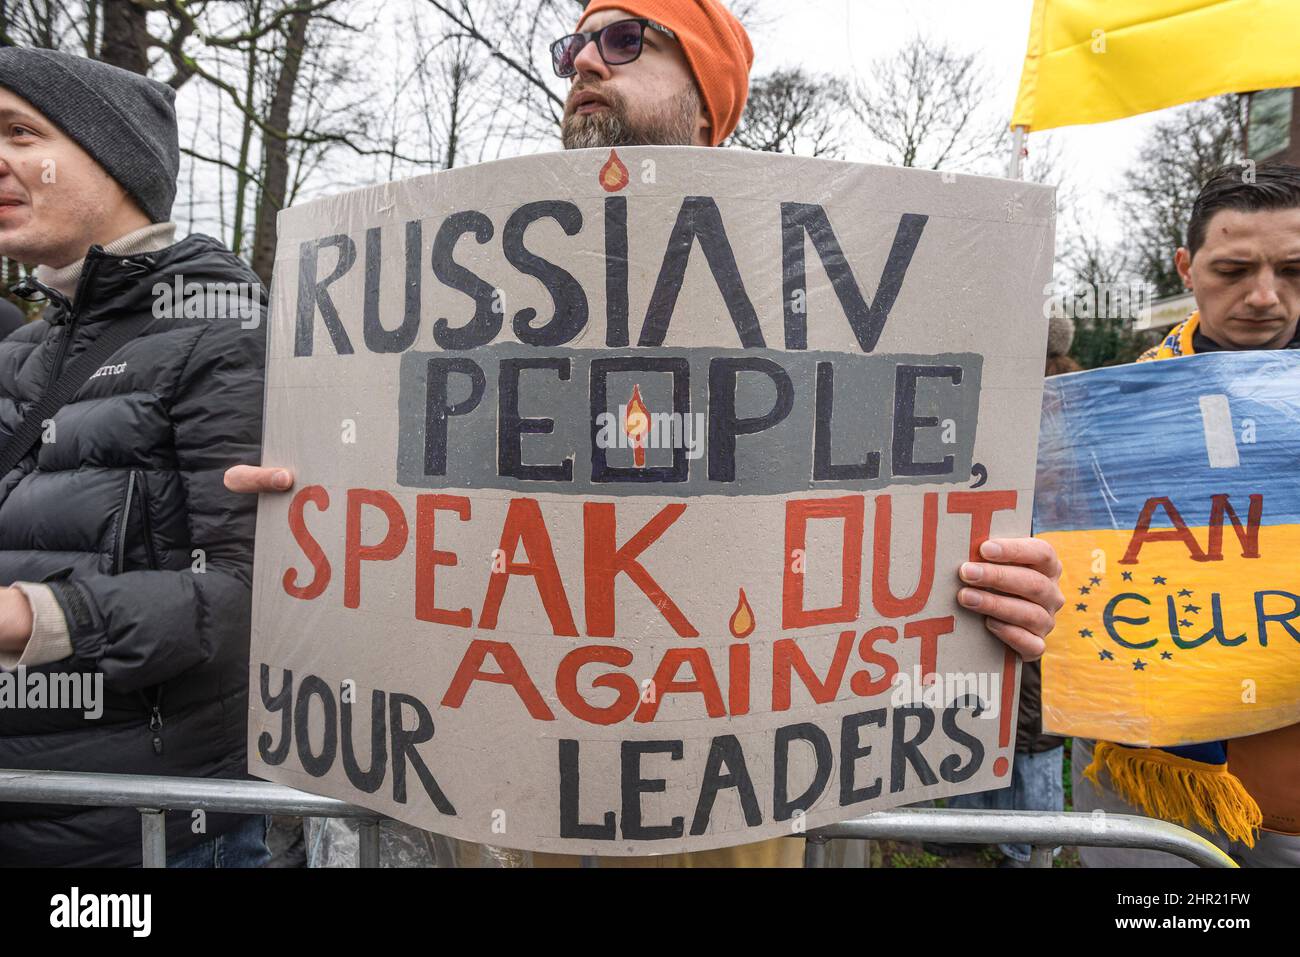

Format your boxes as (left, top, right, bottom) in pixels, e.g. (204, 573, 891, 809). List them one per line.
(1075, 570, 1199, 672)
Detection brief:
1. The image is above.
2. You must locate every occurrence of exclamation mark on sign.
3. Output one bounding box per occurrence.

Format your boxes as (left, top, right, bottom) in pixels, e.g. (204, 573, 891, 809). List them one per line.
(1198, 394, 1240, 469)
(993, 648, 1016, 777)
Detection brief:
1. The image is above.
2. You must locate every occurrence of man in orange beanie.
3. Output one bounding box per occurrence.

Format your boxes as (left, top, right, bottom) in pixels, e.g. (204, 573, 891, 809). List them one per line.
(558, 0, 753, 149)
(230, 0, 1068, 870)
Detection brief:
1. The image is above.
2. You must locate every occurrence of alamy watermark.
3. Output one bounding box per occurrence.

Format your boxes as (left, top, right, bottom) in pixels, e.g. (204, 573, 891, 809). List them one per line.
(889, 666, 1001, 719)
(0, 666, 102, 719)
(1042, 280, 1156, 323)
(152, 275, 262, 329)
(593, 405, 706, 460)
(50, 887, 150, 936)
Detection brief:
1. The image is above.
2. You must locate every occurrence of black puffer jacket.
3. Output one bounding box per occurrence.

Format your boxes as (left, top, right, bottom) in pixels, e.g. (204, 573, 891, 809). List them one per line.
(0, 236, 266, 866)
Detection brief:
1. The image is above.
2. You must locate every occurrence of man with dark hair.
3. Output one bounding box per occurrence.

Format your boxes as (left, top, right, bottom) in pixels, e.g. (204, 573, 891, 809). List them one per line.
(1141, 162, 1300, 357)
(0, 48, 268, 866)
(1077, 162, 1300, 867)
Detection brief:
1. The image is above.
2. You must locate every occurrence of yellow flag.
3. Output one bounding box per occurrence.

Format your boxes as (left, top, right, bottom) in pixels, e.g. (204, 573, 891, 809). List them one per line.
(1034, 352, 1300, 747)
(1011, 0, 1300, 131)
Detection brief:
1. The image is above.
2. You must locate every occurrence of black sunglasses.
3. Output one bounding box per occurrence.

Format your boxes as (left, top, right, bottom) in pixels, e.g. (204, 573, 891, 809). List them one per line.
(551, 17, 676, 78)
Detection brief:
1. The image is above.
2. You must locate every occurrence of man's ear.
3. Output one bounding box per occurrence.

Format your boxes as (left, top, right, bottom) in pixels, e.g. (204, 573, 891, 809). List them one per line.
(695, 107, 713, 147)
(1174, 247, 1193, 290)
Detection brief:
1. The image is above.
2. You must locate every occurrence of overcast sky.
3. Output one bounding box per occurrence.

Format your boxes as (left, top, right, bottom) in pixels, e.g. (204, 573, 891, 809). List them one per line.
(168, 0, 1169, 251)
(750, 0, 1165, 243)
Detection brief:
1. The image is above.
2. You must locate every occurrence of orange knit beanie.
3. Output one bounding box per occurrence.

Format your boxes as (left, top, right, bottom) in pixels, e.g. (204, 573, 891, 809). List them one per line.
(576, 0, 753, 146)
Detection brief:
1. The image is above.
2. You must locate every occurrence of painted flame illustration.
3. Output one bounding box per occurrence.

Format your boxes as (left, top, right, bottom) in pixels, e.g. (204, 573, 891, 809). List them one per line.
(624, 384, 649, 467)
(599, 149, 630, 192)
(729, 588, 756, 639)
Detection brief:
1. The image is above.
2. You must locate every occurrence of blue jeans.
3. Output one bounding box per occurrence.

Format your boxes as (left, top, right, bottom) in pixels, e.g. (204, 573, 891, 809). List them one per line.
(947, 746, 1065, 862)
(167, 815, 271, 868)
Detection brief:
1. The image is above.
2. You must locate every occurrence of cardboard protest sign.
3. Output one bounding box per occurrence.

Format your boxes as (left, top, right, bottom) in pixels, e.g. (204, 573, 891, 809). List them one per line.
(1035, 351, 1300, 747)
(249, 147, 1054, 855)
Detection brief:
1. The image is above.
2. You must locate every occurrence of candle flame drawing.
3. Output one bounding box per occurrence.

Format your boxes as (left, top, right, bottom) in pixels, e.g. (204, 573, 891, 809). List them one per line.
(623, 384, 650, 467)
(729, 588, 756, 639)
(599, 149, 630, 192)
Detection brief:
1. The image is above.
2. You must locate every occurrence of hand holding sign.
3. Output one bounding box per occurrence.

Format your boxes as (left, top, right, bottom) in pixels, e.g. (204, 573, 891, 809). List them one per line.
(225, 465, 294, 493)
(958, 538, 1064, 661)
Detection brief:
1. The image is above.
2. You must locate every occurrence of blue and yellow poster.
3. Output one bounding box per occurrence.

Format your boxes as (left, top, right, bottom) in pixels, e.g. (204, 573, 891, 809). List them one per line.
(1034, 351, 1300, 747)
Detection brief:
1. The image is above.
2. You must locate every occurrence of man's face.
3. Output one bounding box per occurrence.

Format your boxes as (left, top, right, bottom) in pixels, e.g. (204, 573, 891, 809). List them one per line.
(0, 87, 139, 268)
(560, 8, 709, 150)
(1176, 207, 1300, 350)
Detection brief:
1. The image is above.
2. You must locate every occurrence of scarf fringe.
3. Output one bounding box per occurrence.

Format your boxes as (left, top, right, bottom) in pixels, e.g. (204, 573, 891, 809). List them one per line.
(1085, 741, 1262, 847)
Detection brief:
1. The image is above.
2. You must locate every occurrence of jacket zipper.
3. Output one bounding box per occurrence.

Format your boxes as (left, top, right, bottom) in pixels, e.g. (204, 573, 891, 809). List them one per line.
(128, 469, 164, 755)
(148, 687, 165, 756)
(45, 256, 103, 386)
(113, 471, 136, 576)
(133, 470, 160, 569)
(112, 472, 161, 574)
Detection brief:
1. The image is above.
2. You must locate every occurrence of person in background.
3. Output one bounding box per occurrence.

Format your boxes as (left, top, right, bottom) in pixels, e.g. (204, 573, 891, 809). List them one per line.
(1074, 162, 1300, 867)
(0, 48, 268, 867)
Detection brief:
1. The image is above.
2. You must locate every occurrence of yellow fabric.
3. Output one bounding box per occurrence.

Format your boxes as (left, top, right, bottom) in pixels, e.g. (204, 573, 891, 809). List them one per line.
(455, 836, 804, 868)
(1085, 741, 1261, 846)
(1011, 1, 1300, 131)
(1041, 525, 1300, 745)
(1136, 310, 1198, 361)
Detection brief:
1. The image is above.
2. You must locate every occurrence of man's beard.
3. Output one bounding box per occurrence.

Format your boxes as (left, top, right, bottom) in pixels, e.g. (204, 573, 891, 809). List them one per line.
(561, 83, 701, 150)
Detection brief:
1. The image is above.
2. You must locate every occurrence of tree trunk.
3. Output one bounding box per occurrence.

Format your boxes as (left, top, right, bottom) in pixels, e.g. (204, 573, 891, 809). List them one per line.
(445, 57, 464, 169)
(231, 0, 264, 258)
(98, 0, 150, 74)
(85, 0, 100, 58)
(251, 8, 311, 284)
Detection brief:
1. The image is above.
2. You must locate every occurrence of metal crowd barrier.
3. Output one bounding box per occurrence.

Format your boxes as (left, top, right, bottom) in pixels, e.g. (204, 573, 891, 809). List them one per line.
(804, 808, 1236, 868)
(0, 769, 1236, 868)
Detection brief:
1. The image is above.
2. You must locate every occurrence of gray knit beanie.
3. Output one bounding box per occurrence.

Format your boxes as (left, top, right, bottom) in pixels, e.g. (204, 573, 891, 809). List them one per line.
(0, 47, 179, 223)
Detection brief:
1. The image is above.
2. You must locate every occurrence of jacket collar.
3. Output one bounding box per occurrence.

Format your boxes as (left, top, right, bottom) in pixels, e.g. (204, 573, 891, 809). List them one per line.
(32, 223, 177, 303)
(10, 233, 237, 327)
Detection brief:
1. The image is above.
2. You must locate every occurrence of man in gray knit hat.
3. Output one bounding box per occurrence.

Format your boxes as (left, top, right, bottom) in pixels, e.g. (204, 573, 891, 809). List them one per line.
(0, 47, 179, 270)
(0, 48, 270, 867)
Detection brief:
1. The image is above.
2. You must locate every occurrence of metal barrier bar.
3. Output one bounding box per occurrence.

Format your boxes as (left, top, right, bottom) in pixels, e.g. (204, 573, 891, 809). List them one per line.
(0, 769, 383, 818)
(356, 821, 381, 869)
(806, 807, 1236, 868)
(0, 769, 1236, 868)
(0, 769, 383, 868)
(802, 834, 829, 868)
(140, 809, 167, 869)
(1027, 845, 1055, 869)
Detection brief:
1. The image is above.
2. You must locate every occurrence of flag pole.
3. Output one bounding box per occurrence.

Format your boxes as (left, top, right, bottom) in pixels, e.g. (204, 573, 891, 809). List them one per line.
(1008, 124, 1027, 180)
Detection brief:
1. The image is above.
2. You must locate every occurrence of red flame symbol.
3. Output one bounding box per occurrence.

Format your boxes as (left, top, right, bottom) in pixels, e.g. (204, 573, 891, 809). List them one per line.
(599, 149, 630, 192)
(624, 384, 649, 467)
(729, 588, 756, 639)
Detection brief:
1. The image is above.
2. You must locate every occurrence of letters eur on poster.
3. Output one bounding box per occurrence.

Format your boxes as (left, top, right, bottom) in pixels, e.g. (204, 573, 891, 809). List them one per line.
(249, 148, 1055, 855)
